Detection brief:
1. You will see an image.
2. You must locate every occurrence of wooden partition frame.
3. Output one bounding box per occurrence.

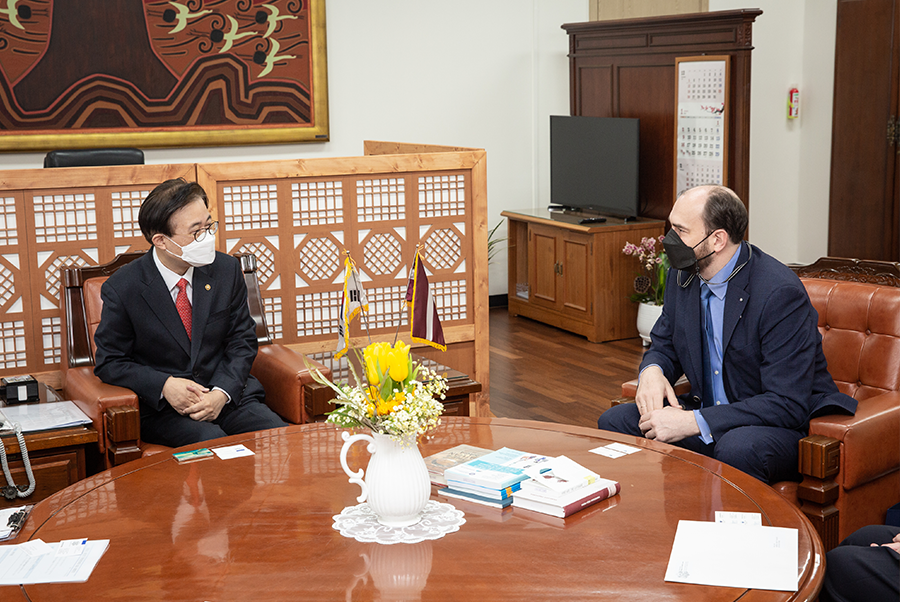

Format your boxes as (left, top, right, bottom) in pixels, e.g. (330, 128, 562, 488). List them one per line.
(0, 144, 489, 415)
(197, 144, 489, 415)
(0, 164, 195, 388)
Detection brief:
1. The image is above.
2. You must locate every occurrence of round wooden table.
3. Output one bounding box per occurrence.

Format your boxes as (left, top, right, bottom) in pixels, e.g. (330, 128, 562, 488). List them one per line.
(11, 418, 823, 601)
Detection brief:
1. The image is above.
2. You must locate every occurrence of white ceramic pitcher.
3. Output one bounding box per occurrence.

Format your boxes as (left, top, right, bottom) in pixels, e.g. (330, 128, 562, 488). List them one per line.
(339, 430, 431, 527)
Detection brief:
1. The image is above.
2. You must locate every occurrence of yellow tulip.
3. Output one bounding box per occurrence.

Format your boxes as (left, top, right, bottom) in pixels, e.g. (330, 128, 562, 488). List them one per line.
(364, 342, 390, 385)
(387, 342, 410, 382)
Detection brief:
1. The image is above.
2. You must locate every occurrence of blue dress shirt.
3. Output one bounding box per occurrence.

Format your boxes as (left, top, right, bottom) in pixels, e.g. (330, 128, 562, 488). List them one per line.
(693, 244, 742, 443)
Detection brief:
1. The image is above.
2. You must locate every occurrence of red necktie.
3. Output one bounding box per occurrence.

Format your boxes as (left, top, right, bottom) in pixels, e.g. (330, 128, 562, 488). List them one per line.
(175, 278, 192, 340)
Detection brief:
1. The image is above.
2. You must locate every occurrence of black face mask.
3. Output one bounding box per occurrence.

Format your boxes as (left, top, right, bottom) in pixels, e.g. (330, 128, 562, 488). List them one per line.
(662, 228, 714, 271)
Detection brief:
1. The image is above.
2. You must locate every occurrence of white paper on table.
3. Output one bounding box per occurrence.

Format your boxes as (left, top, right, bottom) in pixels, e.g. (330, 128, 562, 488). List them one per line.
(0, 539, 110, 585)
(589, 443, 641, 459)
(715, 511, 762, 526)
(0, 401, 92, 432)
(211, 444, 255, 460)
(606, 443, 640, 455)
(55, 539, 89, 557)
(665, 520, 798, 592)
(589, 446, 625, 459)
(17, 539, 52, 558)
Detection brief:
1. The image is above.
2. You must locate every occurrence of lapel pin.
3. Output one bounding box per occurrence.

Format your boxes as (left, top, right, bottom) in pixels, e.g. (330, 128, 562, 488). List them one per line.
(205, 284, 211, 291)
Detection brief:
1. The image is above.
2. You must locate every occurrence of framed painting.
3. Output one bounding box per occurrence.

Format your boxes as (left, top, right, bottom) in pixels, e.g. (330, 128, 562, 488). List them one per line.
(0, 0, 328, 151)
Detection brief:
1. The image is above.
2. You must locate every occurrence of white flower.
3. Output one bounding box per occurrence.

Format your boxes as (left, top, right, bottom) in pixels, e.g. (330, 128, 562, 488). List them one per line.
(310, 347, 449, 444)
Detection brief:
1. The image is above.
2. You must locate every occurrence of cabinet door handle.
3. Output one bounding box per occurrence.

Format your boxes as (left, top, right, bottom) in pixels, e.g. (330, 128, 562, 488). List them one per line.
(557, 262, 563, 276)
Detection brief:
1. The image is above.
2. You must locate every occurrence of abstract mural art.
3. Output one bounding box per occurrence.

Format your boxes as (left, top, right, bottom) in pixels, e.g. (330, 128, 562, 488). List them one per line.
(0, 0, 328, 151)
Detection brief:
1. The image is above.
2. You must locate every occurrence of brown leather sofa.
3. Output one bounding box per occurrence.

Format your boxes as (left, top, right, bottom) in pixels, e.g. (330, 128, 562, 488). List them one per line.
(60, 251, 331, 470)
(615, 257, 900, 550)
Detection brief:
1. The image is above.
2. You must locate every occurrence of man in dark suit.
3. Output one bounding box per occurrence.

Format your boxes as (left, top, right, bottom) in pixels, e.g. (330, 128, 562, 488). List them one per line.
(598, 185, 856, 483)
(94, 179, 287, 447)
(820, 524, 900, 602)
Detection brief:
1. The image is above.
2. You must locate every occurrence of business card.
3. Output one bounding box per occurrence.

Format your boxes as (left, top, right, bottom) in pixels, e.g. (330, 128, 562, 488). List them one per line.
(173, 448, 214, 463)
(589, 443, 642, 459)
(212, 444, 255, 460)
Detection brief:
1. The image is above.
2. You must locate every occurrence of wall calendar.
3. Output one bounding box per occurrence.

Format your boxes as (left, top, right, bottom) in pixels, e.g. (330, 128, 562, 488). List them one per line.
(674, 56, 730, 196)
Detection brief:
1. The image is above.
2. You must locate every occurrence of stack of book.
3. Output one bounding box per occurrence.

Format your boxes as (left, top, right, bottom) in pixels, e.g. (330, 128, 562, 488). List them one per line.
(423, 444, 493, 487)
(438, 447, 553, 509)
(512, 455, 620, 518)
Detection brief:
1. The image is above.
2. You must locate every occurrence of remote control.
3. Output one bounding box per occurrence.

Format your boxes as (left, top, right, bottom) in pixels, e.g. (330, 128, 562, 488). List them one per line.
(579, 217, 607, 224)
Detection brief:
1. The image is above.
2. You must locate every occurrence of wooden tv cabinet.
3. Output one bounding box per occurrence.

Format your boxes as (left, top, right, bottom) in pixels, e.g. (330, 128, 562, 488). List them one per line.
(502, 209, 664, 343)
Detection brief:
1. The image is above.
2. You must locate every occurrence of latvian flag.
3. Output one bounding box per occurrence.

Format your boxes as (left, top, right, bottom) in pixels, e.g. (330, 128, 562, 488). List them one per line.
(406, 250, 446, 351)
(335, 255, 368, 359)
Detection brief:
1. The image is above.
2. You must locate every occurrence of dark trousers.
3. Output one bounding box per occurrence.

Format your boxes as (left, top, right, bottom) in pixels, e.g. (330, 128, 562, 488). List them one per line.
(142, 399, 288, 448)
(820, 525, 900, 602)
(597, 403, 804, 483)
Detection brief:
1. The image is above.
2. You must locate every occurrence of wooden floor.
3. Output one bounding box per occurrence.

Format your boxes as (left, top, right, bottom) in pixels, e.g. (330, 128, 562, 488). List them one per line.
(488, 307, 646, 428)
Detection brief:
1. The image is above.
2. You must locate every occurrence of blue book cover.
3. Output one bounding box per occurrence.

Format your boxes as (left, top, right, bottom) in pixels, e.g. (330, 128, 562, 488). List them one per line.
(443, 447, 553, 489)
(443, 479, 521, 500)
(438, 487, 514, 509)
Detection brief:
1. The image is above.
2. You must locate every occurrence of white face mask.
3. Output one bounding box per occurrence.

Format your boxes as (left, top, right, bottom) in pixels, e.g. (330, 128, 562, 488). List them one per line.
(165, 234, 216, 267)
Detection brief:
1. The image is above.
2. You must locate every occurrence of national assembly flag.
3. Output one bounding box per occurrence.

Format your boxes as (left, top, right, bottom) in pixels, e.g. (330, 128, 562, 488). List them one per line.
(335, 255, 368, 359)
(406, 250, 446, 351)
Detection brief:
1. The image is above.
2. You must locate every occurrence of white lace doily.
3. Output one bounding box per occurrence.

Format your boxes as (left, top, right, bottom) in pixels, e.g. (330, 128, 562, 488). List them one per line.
(333, 500, 465, 544)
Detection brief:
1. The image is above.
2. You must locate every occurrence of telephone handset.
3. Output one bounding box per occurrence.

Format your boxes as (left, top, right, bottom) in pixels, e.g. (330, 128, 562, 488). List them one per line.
(0, 414, 35, 500)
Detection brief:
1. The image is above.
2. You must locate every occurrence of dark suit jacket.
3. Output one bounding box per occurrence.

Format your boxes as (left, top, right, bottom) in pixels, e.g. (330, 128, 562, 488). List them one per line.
(641, 243, 857, 440)
(93, 250, 264, 414)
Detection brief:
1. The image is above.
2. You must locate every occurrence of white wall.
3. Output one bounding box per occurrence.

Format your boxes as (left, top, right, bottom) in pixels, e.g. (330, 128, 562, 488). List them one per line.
(0, 1, 834, 292)
(797, 1, 837, 264)
(0, 0, 587, 297)
(709, 0, 836, 264)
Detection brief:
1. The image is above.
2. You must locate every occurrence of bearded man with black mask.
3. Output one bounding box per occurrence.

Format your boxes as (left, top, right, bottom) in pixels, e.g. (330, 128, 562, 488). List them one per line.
(597, 185, 856, 484)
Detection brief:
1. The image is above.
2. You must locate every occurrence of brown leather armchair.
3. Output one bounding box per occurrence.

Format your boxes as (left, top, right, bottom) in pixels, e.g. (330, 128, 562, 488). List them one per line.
(60, 251, 331, 470)
(614, 257, 900, 550)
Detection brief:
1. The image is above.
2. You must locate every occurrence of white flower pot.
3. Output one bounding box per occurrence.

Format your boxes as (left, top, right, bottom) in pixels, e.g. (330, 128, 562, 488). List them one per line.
(339, 431, 431, 527)
(637, 302, 663, 347)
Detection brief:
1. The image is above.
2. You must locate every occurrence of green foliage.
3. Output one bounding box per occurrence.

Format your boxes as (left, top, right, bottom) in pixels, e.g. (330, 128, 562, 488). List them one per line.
(487, 221, 506, 264)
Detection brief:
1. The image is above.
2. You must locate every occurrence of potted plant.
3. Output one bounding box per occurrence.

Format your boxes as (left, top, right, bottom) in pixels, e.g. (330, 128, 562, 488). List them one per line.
(622, 236, 668, 346)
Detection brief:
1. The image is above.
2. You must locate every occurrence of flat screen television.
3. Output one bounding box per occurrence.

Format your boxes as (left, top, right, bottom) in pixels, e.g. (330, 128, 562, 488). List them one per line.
(550, 115, 640, 219)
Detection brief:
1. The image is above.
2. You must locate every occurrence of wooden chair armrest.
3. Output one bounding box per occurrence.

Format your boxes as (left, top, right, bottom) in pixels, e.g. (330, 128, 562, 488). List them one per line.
(64, 367, 138, 455)
(304, 381, 337, 422)
(798, 434, 841, 481)
(104, 406, 142, 467)
(795, 433, 842, 551)
(809, 391, 900, 489)
(252, 345, 332, 424)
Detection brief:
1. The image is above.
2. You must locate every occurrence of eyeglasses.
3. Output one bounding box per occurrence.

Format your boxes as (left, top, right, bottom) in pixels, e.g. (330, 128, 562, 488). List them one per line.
(190, 221, 219, 242)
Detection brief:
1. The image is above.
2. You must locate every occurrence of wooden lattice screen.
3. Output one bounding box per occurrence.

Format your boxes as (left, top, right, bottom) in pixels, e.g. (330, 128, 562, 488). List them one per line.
(0, 144, 489, 415)
(0, 164, 194, 376)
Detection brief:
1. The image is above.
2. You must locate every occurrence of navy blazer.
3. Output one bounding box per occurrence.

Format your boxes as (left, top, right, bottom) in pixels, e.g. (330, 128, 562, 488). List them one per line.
(94, 250, 264, 413)
(641, 243, 856, 440)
